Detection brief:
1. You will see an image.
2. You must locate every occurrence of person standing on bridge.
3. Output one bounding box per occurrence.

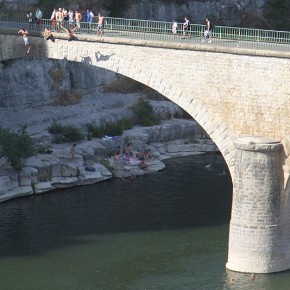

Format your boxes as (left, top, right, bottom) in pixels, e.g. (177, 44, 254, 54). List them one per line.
(17, 28, 30, 53)
(56, 8, 64, 32)
(172, 19, 178, 37)
(35, 8, 43, 31)
(50, 8, 57, 32)
(74, 10, 82, 33)
(97, 13, 106, 37)
(86, 9, 95, 33)
(183, 17, 190, 38)
(26, 11, 33, 30)
(203, 17, 213, 43)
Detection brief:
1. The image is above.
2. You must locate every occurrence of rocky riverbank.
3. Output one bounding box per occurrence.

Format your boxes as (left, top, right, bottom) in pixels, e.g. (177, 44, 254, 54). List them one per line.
(0, 119, 218, 203)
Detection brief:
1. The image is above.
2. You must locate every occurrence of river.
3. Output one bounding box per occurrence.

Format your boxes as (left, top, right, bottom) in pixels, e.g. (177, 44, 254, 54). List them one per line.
(0, 154, 290, 290)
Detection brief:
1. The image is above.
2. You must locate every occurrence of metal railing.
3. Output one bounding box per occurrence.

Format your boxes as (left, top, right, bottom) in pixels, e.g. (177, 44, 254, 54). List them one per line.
(1, 14, 290, 52)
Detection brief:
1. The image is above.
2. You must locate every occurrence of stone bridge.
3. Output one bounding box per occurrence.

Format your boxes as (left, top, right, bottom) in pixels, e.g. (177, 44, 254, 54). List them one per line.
(0, 31, 290, 274)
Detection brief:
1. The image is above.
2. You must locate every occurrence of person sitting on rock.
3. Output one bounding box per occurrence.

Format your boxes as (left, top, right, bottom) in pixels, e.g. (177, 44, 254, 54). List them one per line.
(124, 143, 133, 162)
(113, 149, 121, 164)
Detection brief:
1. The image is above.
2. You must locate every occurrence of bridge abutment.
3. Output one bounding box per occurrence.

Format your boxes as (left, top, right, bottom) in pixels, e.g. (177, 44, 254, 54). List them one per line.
(226, 136, 290, 273)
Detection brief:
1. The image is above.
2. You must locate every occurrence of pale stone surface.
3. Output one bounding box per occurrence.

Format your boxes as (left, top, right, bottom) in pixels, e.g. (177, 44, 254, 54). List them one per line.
(34, 182, 55, 194)
(0, 186, 33, 202)
(18, 168, 32, 186)
(51, 177, 80, 188)
(0, 168, 18, 194)
(227, 137, 287, 273)
(79, 171, 104, 185)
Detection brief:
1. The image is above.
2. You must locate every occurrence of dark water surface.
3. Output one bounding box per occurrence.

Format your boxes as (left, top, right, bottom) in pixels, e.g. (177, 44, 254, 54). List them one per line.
(0, 154, 290, 290)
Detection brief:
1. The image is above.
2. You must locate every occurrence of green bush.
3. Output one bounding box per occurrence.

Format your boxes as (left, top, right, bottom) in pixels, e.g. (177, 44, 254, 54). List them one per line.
(62, 125, 84, 142)
(48, 120, 84, 143)
(48, 119, 63, 134)
(0, 126, 35, 171)
(86, 123, 105, 138)
(130, 98, 160, 126)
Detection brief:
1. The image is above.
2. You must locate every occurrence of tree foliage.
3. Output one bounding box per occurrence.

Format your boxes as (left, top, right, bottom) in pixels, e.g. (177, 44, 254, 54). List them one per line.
(0, 126, 35, 171)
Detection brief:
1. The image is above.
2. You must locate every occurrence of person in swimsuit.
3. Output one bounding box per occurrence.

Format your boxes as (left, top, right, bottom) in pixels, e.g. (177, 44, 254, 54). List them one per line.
(17, 28, 30, 53)
(97, 13, 105, 37)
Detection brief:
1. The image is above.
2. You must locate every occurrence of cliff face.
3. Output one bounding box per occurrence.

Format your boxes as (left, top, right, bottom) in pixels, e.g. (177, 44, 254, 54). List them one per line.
(0, 59, 188, 136)
(0, 58, 114, 109)
(122, 0, 267, 26)
(0, 59, 123, 133)
(2, 0, 267, 26)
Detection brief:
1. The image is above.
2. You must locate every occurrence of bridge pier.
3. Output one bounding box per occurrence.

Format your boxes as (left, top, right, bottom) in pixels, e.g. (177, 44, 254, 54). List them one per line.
(226, 136, 290, 273)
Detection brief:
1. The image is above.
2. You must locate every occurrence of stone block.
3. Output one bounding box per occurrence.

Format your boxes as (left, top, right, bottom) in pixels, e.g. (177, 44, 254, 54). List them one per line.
(51, 177, 80, 188)
(34, 182, 55, 194)
(60, 163, 78, 177)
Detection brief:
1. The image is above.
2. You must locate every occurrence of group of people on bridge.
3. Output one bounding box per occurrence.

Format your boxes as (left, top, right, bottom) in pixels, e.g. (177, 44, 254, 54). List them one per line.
(172, 16, 214, 43)
(18, 8, 215, 54)
(18, 7, 107, 53)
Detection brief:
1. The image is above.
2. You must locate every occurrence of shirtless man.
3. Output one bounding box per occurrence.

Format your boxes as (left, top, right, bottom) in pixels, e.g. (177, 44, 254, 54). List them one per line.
(56, 8, 64, 32)
(17, 28, 30, 53)
(74, 10, 82, 32)
(60, 24, 78, 41)
(44, 27, 55, 42)
(97, 13, 106, 37)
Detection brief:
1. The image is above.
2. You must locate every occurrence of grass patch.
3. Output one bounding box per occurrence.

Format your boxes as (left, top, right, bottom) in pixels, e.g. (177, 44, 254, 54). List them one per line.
(86, 118, 133, 138)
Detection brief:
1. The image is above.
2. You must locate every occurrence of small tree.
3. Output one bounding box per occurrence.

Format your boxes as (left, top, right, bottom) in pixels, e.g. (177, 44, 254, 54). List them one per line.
(0, 126, 35, 171)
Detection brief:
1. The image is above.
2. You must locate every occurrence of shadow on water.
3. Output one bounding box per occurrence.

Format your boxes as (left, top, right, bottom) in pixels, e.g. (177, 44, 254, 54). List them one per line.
(0, 154, 233, 259)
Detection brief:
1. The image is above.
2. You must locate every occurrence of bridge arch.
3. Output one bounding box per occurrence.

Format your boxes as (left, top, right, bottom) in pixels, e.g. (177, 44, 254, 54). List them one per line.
(1, 33, 290, 273)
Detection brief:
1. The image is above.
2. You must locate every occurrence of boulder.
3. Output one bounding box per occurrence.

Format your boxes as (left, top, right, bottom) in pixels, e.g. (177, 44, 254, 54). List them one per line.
(31, 132, 52, 149)
(0, 167, 19, 195)
(34, 182, 55, 194)
(80, 171, 104, 185)
(60, 163, 79, 177)
(19, 167, 32, 186)
(51, 177, 80, 188)
(0, 186, 33, 203)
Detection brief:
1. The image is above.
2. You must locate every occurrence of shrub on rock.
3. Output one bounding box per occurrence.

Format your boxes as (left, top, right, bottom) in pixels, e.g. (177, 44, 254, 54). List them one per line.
(0, 126, 35, 171)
